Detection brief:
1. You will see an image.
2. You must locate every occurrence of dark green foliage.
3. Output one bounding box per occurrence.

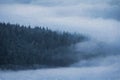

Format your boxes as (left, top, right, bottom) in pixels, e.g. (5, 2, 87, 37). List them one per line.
(0, 22, 85, 69)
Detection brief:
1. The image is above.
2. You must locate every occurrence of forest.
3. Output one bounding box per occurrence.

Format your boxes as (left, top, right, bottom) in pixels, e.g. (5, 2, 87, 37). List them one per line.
(0, 22, 86, 70)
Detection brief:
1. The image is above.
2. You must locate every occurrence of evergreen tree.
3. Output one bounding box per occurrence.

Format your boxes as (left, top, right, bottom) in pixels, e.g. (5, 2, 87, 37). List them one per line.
(0, 22, 86, 69)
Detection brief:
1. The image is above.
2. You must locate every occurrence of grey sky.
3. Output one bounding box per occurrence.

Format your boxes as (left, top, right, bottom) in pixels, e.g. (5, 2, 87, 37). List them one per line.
(0, 0, 120, 43)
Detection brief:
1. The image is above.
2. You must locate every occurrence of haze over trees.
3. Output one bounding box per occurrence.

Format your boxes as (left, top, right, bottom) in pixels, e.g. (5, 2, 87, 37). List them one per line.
(0, 22, 86, 69)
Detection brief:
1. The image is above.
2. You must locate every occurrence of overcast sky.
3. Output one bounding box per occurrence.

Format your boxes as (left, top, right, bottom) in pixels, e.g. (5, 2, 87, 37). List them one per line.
(0, 0, 120, 43)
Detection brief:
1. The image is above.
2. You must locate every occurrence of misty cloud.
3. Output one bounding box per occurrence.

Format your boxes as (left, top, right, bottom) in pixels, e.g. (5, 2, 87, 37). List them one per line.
(1, 0, 120, 6)
(0, 0, 120, 43)
(0, 55, 120, 80)
(0, 1, 120, 79)
(0, 0, 30, 4)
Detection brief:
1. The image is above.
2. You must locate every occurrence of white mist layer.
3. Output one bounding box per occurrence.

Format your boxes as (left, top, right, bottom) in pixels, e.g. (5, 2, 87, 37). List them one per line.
(0, 55, 120, 80)
(0, 40, 120, 80)
(0, 2, 120, 44)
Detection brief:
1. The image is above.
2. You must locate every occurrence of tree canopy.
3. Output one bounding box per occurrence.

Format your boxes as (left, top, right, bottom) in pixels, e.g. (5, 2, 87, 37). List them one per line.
(0, 22, 86, 70)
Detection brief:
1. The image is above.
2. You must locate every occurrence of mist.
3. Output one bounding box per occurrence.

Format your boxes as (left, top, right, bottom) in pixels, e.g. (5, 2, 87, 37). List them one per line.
(0, 0, 120, 80)
(0, 0, 120, 43)
(0, 55, 120, 80)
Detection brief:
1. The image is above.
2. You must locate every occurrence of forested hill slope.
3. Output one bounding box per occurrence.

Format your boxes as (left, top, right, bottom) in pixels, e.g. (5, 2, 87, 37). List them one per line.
(0, 22, 86, 70)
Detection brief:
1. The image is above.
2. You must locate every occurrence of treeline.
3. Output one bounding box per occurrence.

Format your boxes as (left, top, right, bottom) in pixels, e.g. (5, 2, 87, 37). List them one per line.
(0, 22, 85, 69)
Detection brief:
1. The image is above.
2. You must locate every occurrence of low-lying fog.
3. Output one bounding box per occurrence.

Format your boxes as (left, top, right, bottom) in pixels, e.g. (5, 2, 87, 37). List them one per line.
(0, 55, 120, 80)
(0, 38, 120, 80)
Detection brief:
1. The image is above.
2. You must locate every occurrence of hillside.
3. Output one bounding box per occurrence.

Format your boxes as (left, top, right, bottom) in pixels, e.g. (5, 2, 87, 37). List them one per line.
(0, 22, 86, 70)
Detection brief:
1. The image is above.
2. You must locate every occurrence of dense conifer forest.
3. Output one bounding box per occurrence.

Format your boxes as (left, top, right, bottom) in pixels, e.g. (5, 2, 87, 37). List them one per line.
(0, 22, 86, 69)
